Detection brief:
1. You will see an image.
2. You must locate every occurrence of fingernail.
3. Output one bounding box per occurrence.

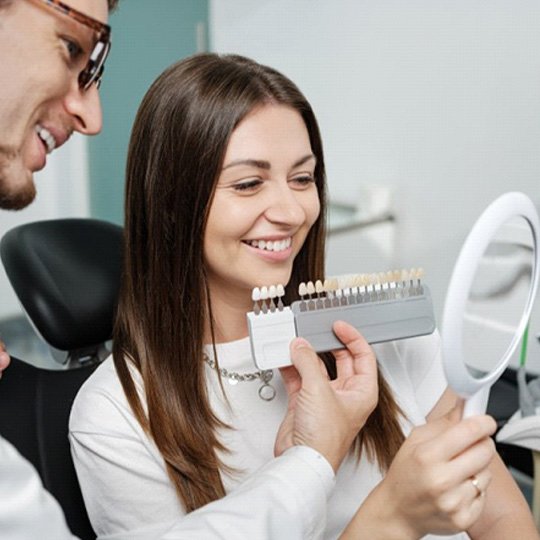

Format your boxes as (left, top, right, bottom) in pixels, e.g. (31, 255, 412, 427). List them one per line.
(291, 337, 311, 351)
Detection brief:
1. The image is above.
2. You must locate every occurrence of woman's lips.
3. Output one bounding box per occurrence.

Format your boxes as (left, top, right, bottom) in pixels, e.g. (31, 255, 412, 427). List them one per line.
(243, 241, 294, 262)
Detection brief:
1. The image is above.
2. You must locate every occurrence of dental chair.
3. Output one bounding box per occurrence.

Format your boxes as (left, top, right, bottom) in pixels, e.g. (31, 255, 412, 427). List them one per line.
(0, 218, 123, 540)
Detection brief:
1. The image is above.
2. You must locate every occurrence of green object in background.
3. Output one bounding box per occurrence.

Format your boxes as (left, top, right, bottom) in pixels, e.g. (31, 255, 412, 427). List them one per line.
(89, 0, 209, 224)
(520, 322, 530, 367)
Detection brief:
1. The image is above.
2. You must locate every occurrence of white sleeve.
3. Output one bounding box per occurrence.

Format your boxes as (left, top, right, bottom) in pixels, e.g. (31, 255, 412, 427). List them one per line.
(70, 381, 335, 540)
(160, 445, 335, 540)
(95, 446, 335, 540)
(0, 436, 77, 540)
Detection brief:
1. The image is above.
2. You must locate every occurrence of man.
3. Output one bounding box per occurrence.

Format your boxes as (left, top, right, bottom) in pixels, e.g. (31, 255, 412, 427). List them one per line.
(0, 2, 377, 538)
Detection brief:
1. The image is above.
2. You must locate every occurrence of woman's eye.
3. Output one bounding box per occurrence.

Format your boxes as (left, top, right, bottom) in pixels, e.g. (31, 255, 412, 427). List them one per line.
(233, 179, 263, 192)
(291, 175, 315, 188)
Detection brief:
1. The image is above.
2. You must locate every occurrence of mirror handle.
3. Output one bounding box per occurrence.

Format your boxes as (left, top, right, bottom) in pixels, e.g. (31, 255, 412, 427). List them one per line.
(463, 385, 491, 418)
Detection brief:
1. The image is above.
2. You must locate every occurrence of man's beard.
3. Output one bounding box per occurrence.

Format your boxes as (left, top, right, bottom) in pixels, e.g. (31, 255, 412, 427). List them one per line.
(0, 145, 36, 210)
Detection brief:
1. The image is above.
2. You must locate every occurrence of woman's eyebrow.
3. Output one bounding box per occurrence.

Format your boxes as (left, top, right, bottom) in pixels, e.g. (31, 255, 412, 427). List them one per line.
(222, 159, 271, 171)
(292, 154, 317, 168)
(222, 154, 316, 171)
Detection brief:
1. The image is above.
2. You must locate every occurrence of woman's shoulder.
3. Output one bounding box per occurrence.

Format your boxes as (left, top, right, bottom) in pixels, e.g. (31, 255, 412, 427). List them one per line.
(69, 354, 143, 437)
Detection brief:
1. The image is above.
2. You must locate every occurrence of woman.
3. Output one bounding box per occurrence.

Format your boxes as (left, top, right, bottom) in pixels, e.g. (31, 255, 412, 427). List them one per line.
(70, 53, 537, 539)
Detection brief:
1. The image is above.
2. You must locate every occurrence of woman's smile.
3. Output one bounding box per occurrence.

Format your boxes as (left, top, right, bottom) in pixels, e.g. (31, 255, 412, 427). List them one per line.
(204, 104, 320, 297)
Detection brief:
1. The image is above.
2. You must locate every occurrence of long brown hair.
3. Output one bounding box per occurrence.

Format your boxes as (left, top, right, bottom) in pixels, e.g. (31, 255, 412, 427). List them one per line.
(113, 53, 404, 512)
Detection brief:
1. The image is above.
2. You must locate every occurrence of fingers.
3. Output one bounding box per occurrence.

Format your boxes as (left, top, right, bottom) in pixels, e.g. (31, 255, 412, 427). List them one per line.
(288, 337, 327, 386)
(332, 321, 377, 380)
(432, 468, 490, 532)
(412, 402, 496, 456)
(434, 414, 496, 462)
(278, 365, 301, 398)
(466, 469, 492, 500)
(447, 435, 496, 484)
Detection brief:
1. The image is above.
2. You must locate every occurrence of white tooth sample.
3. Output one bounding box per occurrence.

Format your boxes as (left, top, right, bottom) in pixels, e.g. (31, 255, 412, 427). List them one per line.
(260, 286, 269, 300)
(298, 282, 307, 297)
(416, 267, 425, 280)
(336, 274, 346, 290)
(306, 281, 315, 295)
(315, 280, 324, 294)
(268, 285, 277, 298)
(252, 287, 261, 301)
(277, 284, 285, 297)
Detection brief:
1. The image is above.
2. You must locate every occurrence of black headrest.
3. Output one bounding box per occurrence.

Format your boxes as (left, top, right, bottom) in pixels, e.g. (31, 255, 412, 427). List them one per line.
(0, 218, 123, 352)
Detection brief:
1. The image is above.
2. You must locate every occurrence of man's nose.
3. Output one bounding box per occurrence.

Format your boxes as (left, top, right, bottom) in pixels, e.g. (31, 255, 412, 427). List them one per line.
(64, 83, 103, 135)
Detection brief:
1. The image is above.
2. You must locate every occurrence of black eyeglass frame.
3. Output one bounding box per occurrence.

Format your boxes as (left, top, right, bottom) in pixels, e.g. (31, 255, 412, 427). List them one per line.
(35, 0, 112, 90)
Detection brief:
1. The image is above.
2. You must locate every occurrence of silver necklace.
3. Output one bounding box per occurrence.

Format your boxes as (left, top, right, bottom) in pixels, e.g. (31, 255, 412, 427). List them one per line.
(203, 354, 276, 401)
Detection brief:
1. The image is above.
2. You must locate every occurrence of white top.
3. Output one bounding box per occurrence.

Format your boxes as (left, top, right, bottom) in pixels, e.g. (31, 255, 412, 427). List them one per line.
(70, 332, 468, 540)
(0, 435, 76, 540)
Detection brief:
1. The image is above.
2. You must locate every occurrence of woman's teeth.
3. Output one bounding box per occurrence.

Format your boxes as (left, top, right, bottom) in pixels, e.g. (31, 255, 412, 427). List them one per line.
(35, 125, 56, 154)
(248, 238, 292, 252)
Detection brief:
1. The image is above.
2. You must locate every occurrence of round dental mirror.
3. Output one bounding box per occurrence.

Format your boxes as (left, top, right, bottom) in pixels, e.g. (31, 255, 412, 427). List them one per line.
(441, 192, 540, 417)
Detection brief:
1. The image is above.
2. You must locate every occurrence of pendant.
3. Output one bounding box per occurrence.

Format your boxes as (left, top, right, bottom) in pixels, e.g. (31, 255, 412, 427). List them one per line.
(258, 370, 275, 401)
(227, 377, 239, 386)
(258, 383, 276, 401)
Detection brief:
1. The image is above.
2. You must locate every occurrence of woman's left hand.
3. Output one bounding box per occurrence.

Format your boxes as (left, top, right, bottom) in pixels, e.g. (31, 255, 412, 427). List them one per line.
(274, 321, 379, 473)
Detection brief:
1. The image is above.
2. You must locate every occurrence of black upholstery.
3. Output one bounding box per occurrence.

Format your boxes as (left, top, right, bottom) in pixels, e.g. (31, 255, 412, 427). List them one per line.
(0, 219, 123, 353)
(0, 357, 99, 539)
(0, 218, 123, 540)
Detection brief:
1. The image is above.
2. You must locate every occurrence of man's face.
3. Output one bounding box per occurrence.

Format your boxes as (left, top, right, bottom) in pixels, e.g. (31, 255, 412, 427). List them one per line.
(0, 0, 109, 209)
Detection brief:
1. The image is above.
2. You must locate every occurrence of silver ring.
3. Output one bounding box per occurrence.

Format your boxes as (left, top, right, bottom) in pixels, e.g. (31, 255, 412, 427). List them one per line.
(470, 475, 483, 498)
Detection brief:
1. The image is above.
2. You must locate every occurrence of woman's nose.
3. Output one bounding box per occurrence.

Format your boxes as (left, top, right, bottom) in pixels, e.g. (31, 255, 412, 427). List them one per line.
(264, 184, 306, 226)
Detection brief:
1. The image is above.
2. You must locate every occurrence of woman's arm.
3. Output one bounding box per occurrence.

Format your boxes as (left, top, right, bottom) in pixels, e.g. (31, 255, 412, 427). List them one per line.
(340, 402, 497, 539)
(430, 388, 539, 540)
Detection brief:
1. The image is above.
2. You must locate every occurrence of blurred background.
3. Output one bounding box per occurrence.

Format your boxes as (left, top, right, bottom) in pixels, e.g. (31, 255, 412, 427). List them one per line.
(1, 0, 540, 372)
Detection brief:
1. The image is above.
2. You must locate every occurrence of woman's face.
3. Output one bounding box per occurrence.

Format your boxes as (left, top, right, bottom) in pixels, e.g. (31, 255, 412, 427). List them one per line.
(204, 104, 320, 302)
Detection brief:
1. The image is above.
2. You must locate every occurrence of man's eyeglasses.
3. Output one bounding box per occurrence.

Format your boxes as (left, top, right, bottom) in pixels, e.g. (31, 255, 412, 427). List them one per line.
(36, 0, 112, 91)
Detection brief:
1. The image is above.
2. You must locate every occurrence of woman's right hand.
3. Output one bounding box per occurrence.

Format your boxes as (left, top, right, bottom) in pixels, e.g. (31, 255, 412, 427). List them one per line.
(342, 405, 497, 539)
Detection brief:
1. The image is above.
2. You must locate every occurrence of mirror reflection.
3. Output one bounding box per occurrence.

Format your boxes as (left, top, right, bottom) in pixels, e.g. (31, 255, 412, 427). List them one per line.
(462, 216, 534, 379)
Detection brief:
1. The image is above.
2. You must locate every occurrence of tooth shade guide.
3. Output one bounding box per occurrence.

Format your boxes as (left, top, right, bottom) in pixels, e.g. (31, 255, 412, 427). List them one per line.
(268, 285, 277, 312)
(252, 268, 426, 318)
(252, 287, 261, 315)
(276, 284, 285, 310)
(260, 286, 269, 313)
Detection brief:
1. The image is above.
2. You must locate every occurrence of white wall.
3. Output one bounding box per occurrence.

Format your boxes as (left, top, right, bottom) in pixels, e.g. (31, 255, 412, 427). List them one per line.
(0, 135, 89, 319)
(211, 0, 540, 370)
